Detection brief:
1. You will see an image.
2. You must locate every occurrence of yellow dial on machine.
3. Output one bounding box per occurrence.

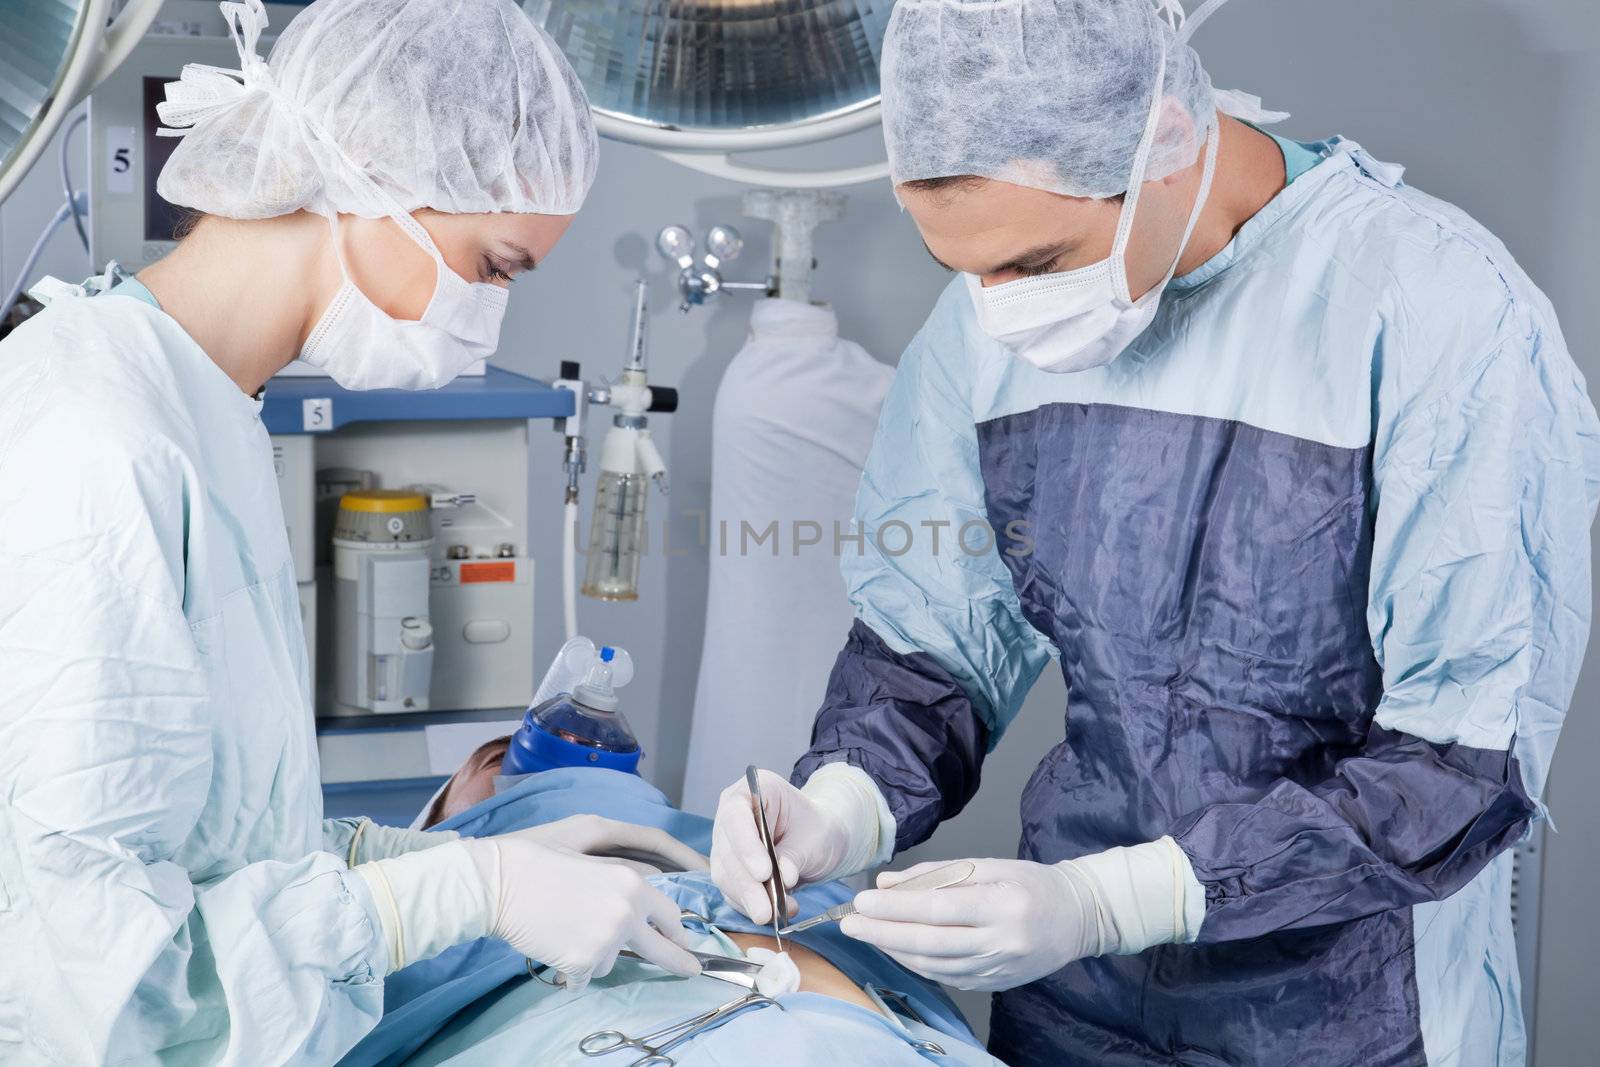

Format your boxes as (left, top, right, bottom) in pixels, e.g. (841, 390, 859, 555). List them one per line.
(334, 490, 433, 545)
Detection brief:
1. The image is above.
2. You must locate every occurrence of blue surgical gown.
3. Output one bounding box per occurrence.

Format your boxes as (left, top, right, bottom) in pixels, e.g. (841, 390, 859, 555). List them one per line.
(792, 138, 1600, 1065)
(0, 290, 388, 1063)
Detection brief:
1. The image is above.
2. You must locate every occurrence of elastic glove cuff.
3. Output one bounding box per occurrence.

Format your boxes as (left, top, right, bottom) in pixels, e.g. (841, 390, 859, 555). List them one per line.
(1066, 836, 1205, 956)
(801, 762, 896, 881)
(350, 840, 489, 973)
(344, 817, 459, 865)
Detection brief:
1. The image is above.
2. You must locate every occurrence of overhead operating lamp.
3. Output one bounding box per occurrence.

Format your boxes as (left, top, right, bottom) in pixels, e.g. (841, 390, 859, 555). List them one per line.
(522, 0, 893, 187)
(2, 1, 891, 205)
(0, 0, 161, 204)
(2, 2, 889, 204)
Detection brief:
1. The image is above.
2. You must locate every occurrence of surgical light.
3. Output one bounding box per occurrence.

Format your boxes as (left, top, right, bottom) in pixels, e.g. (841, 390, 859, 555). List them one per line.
(523, 0, 891, 149)
(0, 0, 160, 204)
(521, 1, 893, 186)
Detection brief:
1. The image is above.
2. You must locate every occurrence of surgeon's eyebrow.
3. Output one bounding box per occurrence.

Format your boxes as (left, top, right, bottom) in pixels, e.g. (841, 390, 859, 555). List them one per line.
(921, 239, 1079, 277)
(504, 241, 538, 271)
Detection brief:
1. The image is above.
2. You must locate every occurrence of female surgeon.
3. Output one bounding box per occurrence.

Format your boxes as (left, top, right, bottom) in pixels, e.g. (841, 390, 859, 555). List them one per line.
(0, 1, 705, 1062)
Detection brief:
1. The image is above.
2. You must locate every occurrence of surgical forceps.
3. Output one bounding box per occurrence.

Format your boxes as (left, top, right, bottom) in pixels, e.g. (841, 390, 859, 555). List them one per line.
(864, 984, 946, 1058)
(745, 765, 787, 950)
(579, 992, 781, 1066)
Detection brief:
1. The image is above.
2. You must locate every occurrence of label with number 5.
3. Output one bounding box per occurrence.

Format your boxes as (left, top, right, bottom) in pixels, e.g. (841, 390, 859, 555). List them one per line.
(303, 398, 333, 432)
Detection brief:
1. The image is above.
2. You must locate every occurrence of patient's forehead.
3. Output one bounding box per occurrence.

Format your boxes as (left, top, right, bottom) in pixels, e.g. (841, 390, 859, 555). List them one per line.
(424, 735, 512, 827)
(468, 735, 512, 769)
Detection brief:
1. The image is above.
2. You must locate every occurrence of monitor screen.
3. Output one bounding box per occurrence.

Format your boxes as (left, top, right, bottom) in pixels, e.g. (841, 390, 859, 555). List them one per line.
(142, 76, 187, 243)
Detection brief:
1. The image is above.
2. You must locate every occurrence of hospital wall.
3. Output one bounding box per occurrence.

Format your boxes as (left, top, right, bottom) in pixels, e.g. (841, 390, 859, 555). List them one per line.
(1, 0, 1594, 1060)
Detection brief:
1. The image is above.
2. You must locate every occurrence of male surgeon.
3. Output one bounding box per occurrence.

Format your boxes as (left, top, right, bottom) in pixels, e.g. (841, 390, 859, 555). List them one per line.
(710, 0, 1600, 1063)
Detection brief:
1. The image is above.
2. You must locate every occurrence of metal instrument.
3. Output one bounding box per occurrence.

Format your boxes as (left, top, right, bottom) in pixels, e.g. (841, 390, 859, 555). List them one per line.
(863, 985, 946, 1058)
(617, 947, 768, 991)
(579, 992, 781, 1066)
(745, 765, 788, 950)
(775, 859, 977, 936)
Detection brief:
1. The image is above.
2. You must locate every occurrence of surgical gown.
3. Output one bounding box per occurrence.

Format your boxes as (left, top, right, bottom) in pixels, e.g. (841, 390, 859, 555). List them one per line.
(0, 291, 388, 1064)
(792, 139, 1600, 1065)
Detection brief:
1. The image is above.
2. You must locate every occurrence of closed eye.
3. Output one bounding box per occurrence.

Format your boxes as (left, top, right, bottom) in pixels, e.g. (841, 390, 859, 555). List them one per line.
(1013, 259, 1063, 278)
(990, 240, 1078, 278)
(482, 256, 514, 283)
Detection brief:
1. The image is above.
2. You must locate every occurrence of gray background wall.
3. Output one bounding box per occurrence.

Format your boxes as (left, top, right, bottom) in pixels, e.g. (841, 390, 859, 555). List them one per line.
(1, 0, 1593, 1060)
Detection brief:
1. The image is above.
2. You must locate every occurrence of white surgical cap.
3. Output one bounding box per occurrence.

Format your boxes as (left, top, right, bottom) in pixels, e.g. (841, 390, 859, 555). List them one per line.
(882, 0, 1272, 199)
(157, 0, 598, 220)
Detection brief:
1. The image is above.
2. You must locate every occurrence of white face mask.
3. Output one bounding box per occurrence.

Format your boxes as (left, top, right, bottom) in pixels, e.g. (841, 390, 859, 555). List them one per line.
(967, 47, 1218, 374)
(299, 212, 509, 391)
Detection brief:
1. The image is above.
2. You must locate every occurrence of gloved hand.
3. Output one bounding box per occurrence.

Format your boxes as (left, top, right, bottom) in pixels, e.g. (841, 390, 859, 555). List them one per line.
(710, 764, 893, 924)
(464, 834, 702, 989)
(839, 856, 1110, 991)
(352, 834, 701, 989)
(505, 814, 708, 877)
(839, 838, 1203, 991)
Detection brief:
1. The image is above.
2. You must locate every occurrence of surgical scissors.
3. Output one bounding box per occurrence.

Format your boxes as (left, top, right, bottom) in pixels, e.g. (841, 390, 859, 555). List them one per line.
(579, 992, 781, 1066)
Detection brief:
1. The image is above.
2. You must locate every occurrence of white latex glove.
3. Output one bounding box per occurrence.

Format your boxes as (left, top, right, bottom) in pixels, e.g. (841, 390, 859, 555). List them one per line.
(840, 856, 1109, 991)
(840, 839, 1203, 992)
(353, 835, 701, 989)
(504, 814, 708, 878)
(710, 764, 893, 924)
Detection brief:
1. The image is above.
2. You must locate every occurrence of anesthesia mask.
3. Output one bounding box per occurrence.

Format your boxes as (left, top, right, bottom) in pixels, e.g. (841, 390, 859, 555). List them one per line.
(503, 639, 642, 776)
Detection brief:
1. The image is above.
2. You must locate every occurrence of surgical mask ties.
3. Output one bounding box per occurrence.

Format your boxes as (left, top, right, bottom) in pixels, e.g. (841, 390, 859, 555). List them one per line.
(967, 45, 1219, 374)
(298, 213, 508, 391)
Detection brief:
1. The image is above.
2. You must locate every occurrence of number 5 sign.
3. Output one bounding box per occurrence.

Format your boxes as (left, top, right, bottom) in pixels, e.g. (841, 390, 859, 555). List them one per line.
(302, 398, 333, 432)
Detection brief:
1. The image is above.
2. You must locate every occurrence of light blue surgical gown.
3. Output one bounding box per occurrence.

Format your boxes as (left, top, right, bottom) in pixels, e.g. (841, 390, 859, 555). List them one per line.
(793, 138, 1600, 1064)
(0, 286, 389, 1064)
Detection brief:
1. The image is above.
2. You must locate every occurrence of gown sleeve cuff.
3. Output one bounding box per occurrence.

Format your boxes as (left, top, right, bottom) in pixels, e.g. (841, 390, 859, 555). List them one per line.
(801, 762, 898, 880)
(1070, 836, 1205, 955)
(350, 840, 488, 972)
